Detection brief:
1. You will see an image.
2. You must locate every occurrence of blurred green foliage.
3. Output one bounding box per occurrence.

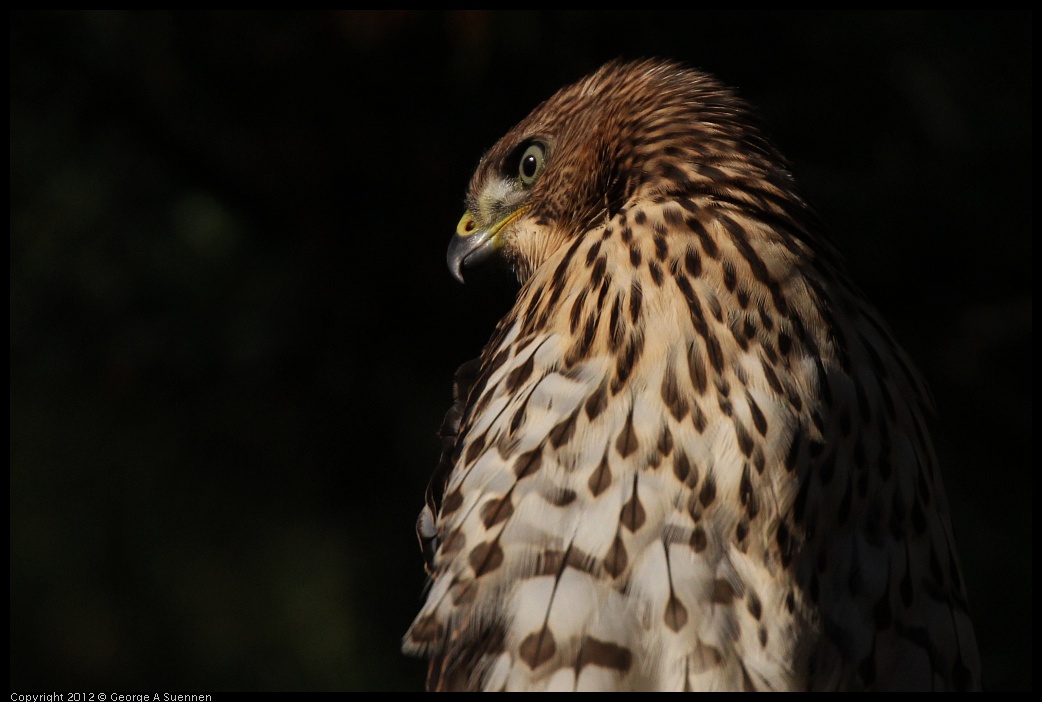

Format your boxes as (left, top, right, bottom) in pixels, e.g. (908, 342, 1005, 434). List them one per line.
(10, 11, 1031, 691)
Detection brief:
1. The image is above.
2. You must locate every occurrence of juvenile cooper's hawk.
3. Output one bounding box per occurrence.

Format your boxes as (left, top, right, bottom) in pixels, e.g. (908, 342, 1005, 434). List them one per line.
(403, 59, 980, 691)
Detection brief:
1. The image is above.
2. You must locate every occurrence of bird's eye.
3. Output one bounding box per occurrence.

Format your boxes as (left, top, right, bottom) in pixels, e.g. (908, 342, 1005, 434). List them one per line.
(518, 142, 546, 187)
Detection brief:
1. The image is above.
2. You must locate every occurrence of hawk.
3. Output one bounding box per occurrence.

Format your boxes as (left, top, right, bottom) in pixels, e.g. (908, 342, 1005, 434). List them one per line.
(403, 59, 980, 691)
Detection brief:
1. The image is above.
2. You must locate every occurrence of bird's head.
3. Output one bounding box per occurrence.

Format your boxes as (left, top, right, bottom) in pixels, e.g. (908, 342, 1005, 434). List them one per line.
(445, 87, 610, 284)
(447, 59, 786, 284)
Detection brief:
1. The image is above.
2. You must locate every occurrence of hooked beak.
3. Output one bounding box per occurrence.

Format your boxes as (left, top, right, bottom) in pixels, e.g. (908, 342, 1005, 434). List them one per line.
(446, 207, 526, 283)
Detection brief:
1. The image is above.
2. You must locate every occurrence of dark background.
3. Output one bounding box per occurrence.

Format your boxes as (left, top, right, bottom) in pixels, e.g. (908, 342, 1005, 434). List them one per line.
(10, 11, 1031, 691)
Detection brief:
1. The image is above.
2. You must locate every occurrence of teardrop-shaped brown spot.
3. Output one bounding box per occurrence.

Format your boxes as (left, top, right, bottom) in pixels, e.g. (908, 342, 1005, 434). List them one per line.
(664, 595, 689, 632)
(615, 412, 639, 458)
(464, 432, 487, 465)
(747, 590, 762, 620)
(584, 383, 608, 420)
(519, 629, 557, 669)
(469, 540, 504, 577)
(439, 529, 466, 557)
(690, 526, 708, 552)
(604, 534, 628, 578)
(711, 578, 736, 605)
(549, 410, 579, 448)
(441, 489, 463, 515)
(657, 426, 674, 456)
(620, 493, 646, 532)
(480, 495, 514, 528)
(505, 354, 535, 393)
(513, 448, 543, 479)
(699, 475, 716, 507)
(588, 454, 612, 497)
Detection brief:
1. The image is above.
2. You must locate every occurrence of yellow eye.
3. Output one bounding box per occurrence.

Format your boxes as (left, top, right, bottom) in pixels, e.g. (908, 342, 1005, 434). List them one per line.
(518, 142, 546, 186)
